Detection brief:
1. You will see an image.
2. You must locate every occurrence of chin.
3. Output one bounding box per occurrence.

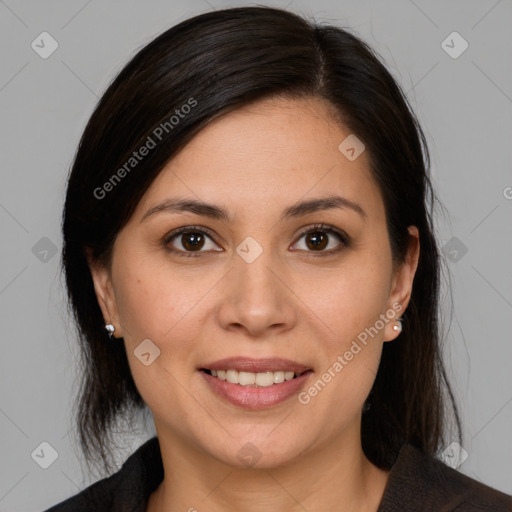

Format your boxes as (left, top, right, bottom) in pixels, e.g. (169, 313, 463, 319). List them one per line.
(205, 433, 311, 470)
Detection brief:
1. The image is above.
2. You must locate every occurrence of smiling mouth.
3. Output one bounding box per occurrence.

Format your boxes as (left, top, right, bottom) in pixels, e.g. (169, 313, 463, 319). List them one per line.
(200, 368, 311, 387)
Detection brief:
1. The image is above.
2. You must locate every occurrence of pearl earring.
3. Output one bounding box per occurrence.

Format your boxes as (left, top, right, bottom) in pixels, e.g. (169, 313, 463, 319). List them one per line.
(393, 318, 403, 333)
(105, 324, 115, 339)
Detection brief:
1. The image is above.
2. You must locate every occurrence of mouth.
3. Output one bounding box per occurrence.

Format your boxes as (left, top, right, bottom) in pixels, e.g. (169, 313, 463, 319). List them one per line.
(200, 368, 310, 387)
(198, 357, 313, 409)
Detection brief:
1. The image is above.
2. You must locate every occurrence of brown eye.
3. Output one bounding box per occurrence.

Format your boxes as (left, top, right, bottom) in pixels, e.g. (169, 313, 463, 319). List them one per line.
(292, 224, 349, 254)
(180, 232, 205, 251)
(165, 227, 221, 257)
(305, 231, 328, 251)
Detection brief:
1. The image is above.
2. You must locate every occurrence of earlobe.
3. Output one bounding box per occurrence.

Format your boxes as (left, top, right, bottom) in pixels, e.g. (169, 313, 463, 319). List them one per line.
(85, 248, 123, 338)
(384, 226, 420, 342)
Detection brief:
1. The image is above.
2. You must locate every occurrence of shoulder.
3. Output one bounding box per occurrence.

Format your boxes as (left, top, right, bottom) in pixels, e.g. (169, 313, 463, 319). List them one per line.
(43, 436, 162, 512)
(378, 443, 512, 512)
(43, 469, 122, 512)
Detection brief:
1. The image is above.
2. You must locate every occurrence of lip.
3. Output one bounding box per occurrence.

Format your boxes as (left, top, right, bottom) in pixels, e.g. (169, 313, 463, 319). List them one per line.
(199, 357, 312, 375)
(200, 369, 313, 410)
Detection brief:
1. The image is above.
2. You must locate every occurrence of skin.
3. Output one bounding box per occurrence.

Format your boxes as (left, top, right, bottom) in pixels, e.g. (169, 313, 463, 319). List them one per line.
(89, 96, 420, 512)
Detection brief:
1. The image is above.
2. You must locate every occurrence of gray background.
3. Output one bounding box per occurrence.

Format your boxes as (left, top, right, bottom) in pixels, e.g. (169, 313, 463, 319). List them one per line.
(1, 0, 511, 510)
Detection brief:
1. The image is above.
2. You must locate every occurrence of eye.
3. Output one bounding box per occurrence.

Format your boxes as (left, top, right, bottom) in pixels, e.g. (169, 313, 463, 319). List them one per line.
(163, 223, 349, 258)
(291, 223, 349, 254)
(164, 226, 221, 257)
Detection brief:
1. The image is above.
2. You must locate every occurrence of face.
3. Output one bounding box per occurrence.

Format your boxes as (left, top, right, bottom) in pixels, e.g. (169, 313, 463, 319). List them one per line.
(90, 96, 419, 469)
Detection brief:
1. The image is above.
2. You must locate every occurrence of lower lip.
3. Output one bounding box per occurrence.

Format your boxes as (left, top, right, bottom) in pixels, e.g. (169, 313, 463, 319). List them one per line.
(200, 370, 313, 410)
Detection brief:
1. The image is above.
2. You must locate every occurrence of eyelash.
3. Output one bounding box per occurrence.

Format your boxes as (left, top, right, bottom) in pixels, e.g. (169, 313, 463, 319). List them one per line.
(163, 223, 350, 259)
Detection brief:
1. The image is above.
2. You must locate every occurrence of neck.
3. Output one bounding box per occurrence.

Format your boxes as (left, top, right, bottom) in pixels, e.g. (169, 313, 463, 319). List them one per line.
(147, 423, 389, 512)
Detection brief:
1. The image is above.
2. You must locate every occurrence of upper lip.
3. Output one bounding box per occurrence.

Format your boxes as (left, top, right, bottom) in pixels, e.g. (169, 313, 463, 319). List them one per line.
(200, 357, 312, 375)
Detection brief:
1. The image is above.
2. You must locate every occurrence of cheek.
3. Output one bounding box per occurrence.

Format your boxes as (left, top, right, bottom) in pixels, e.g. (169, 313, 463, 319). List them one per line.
(308, 254, 392, 349)
(111, 257, 211, 414)
(110, 254, 225, 395)
(298, 252, 390, 409)
(114, 274, 174, 342)
(112, 253, 213, 342)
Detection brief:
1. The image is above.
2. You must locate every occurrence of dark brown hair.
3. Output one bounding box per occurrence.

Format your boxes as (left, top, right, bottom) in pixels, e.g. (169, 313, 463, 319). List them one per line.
(61, 6, 462, 476)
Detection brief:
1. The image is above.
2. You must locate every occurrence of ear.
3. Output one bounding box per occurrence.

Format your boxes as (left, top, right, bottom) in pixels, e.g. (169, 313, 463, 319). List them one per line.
(85, 247, 123, 338)
(383, 226, 420, 342)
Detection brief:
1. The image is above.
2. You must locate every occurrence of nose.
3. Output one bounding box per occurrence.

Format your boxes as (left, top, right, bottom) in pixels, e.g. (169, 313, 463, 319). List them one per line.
(216, 245, 297, 338)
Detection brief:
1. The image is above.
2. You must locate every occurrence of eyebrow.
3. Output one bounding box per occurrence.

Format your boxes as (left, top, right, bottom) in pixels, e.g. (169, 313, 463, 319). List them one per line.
(141, 195, 367, 223)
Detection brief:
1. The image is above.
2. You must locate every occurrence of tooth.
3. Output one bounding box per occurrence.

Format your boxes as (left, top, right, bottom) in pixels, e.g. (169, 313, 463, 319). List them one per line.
(226, 369, 239, 384)
(255, 372, 274, 387)
(273, 371, 285, 384)
(210, 369, 300, 385)
(239, 371, 256, 385)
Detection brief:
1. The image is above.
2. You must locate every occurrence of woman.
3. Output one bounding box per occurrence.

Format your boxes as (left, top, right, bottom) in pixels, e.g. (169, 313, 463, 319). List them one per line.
(46, 6, 511, 511)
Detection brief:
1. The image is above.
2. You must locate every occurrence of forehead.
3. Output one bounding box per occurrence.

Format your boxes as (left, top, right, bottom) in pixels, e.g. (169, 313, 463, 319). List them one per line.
(134, 96, 383, 222)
